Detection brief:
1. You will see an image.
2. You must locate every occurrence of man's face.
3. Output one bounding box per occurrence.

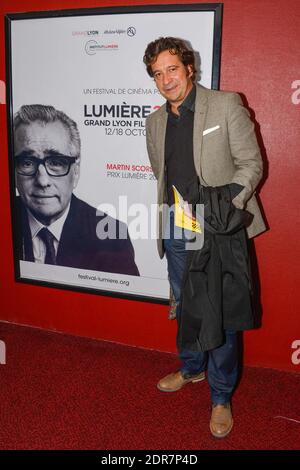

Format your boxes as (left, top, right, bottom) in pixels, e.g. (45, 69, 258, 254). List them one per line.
(151, 50, 193, 109)
(15, 120, 80, 226)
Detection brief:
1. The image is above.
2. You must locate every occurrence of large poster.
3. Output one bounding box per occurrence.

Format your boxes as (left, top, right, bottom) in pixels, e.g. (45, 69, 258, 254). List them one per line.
(6, 4, 222, 302)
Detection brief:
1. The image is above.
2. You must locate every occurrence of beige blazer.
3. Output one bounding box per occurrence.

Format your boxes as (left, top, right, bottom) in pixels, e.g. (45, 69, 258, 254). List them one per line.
(146, 84, 266, 258)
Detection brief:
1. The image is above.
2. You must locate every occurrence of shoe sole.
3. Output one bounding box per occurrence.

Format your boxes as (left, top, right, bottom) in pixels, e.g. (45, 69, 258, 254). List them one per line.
(209, 419, 233, 438)
(157, 374, 206, 392)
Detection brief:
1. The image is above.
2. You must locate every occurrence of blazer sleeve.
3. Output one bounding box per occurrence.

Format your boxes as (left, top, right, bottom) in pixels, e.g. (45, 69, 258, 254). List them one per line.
(145, 117, 160, 180)
(227, 92, 263, 209)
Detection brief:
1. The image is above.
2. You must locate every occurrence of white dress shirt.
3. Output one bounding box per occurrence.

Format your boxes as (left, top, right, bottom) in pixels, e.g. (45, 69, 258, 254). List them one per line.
(27, 205, 70, 263)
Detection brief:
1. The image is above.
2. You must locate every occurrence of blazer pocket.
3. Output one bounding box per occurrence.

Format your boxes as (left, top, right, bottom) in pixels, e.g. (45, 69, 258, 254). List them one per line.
(203, 125, 221, 137)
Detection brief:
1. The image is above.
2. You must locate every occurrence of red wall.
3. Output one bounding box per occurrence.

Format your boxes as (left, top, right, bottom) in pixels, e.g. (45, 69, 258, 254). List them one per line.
(1, 0, 299, 372)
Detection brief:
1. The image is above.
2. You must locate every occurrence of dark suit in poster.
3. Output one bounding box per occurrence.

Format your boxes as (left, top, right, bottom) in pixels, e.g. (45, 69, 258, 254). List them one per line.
(17, 194, 139, 276)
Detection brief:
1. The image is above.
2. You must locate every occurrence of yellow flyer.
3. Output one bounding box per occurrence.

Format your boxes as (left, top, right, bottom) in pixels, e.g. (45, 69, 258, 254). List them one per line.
(172, 185, 202, 233)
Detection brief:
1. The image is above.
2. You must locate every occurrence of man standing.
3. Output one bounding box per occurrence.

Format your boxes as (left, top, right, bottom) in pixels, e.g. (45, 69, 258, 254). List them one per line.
(14, 104, 139, 276)
(143, 37, 265, 437)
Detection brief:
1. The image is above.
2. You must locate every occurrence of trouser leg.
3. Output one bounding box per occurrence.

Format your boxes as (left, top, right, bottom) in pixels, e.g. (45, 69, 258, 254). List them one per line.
(163, 211, 206, 375)
(207, 330, 238, 404)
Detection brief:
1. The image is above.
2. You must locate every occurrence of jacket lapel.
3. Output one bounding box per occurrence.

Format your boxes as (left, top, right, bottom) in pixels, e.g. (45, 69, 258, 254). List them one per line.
(193, 85, 208, 185)
(156, 105, 168, 176)
(56, 194, 81, 264)
(155, 87, 208, 183)
(18, 199, 35, 262)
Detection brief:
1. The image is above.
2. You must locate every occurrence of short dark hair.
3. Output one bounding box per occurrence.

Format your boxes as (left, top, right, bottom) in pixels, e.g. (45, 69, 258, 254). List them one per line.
(143, 37, 196, 82)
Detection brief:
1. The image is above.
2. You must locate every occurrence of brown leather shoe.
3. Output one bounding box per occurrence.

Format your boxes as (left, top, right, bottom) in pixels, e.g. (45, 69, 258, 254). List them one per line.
(209, 403, 233, 438)
(157, 370, 205, 392)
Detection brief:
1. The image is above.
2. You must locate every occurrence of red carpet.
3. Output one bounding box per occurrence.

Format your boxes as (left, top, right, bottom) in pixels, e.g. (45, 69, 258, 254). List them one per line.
(0, 321, 299, 450)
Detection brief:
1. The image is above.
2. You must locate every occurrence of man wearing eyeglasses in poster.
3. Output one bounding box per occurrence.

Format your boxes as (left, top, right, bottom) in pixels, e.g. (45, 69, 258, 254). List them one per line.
(13, 104, 139, 276)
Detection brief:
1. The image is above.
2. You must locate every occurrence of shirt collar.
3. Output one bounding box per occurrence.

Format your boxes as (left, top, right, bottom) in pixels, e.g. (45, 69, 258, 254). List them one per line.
(166, 84, 196, 115)
(27, 203, 71, 242)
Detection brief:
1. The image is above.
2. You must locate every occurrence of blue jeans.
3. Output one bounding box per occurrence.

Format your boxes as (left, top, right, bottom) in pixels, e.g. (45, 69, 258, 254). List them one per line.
(163, 210, 238, 404)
